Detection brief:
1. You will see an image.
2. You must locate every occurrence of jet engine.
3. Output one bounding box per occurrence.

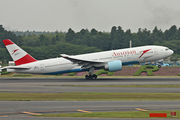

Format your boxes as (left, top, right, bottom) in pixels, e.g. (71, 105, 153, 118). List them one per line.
(104, 60, 122, 72)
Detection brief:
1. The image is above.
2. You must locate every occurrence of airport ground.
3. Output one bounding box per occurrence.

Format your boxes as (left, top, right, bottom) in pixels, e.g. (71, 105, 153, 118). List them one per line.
(0, 77, 179, 120)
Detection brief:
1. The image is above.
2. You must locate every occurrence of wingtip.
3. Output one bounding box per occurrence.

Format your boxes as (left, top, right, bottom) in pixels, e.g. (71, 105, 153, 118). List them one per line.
(60, 54, 68, 58)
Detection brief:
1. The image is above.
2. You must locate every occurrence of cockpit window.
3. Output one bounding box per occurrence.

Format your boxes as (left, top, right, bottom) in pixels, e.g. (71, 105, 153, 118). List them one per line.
(165, 48, 169, 51)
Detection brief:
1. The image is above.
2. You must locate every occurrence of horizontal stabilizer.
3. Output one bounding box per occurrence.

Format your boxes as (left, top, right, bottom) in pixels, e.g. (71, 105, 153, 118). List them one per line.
(1, 66, 30, 70)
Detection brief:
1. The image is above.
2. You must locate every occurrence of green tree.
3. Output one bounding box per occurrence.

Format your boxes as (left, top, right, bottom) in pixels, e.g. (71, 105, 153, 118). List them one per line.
(90, 28, 98, 36)
(170, 54, 179, 62)
(164, 25, 178, 41)
(65, 28, 75, 43)
(124, 29, 132, 48)
(51, 37, 56, 45)
(110, 26, 117, 47)
(149, 26, 164, 45)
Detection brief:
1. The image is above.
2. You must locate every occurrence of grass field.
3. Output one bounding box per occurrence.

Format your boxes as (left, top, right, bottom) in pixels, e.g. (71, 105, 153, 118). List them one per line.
(37, 110, 180, 118)
(0, 93, 180, 101)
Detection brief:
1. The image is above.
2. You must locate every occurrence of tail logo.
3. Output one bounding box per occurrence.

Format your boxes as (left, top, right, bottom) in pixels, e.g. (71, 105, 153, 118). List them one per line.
(12, 49, 19, 55)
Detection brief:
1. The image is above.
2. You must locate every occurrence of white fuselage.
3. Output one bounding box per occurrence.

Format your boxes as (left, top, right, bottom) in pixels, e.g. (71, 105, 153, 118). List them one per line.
(7, 45, 173, 74)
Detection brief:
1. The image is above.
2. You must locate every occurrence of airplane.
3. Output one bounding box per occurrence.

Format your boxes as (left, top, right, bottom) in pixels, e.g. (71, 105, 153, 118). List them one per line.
(1, 39, 174, 79)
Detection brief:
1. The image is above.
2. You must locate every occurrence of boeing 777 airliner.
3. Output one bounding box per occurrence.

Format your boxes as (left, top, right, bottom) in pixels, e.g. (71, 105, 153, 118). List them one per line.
(1, 39, 173, 79)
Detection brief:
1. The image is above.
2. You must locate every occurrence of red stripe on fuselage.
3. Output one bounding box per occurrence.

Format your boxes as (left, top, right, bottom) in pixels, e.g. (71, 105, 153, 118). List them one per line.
(15, 54, 37, 65)
(139, 49, 151, 58)
(3, 39, 14, 46)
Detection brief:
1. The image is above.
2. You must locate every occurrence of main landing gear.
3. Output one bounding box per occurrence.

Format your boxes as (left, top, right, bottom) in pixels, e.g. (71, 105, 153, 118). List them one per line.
(85, 74, 97, 79)
(85, 67, 97, 79)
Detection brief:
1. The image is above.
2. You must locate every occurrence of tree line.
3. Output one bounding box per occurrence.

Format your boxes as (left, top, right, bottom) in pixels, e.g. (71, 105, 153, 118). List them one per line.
(0, 24, 180, 62)
(64, 25, 180, 52)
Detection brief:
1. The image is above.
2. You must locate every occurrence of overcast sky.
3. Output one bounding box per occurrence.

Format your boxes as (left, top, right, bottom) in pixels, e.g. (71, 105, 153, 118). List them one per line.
(1, 0, 180, 32)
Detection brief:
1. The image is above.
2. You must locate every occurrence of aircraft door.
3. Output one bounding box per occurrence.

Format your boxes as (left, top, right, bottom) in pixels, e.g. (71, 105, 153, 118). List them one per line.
(40, 64, 45, 71)
(154, 48, 158, 55)
(127, 54, 131, 59)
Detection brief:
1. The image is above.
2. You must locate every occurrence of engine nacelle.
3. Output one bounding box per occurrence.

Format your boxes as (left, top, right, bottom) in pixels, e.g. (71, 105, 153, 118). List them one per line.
(104, 60, 122, 72)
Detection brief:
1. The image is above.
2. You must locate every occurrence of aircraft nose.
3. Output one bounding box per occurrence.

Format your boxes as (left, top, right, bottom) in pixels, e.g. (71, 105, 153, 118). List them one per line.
(165, 49, 174, 57)
(170, 49, 174, 55)
(167, 49, 174, 56)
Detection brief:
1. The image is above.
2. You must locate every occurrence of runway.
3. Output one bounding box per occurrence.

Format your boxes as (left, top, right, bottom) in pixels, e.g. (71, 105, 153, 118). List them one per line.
(1, 77, 180, 84)
(0, 77, 179, 120)
(0, 101, 180, 119)
(0, 78, 179, 93)
(0, 117, 177, 120)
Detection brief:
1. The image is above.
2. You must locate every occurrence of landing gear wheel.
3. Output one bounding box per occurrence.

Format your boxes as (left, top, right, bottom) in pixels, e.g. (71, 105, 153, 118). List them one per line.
(85, 75, 89, 79)
(92, 74, 97, 79)
(85, 74, 97, 80)
(89, 75, 93, 79)
(158, 65, 161, 68)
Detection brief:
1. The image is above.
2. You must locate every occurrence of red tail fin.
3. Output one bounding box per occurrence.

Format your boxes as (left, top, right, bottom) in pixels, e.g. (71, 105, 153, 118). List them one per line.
(3, 39, 37, 65)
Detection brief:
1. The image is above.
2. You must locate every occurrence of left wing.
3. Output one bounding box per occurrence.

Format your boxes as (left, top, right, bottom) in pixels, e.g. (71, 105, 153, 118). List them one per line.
(60, 54, 105, 69)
